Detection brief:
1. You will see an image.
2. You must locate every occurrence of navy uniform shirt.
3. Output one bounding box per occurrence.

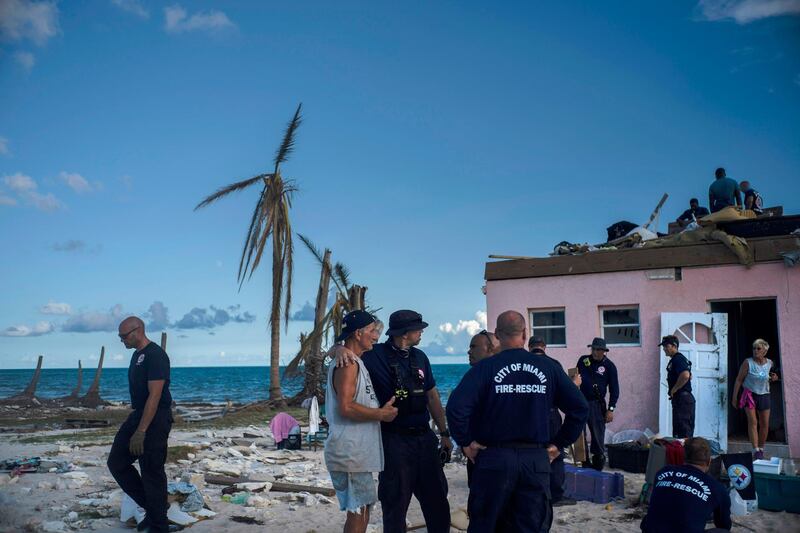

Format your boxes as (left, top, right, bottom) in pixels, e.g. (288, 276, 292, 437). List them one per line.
(667, 352, 692, 394)
(577, 355, 620, 408)
(128, 342, 172, 410)
(677, 206, 710, 222)
(641, 465, 731, 533)
(361, 341, 436, 430)
(446, 348, 588, 449)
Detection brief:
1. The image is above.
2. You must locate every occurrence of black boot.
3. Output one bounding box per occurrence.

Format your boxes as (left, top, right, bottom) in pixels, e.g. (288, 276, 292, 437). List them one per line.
(591, 453, 605, 471)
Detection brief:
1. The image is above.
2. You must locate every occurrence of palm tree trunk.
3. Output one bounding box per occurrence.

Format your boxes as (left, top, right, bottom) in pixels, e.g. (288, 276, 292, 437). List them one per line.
(269, 237, 284, 402)
(293, 249, 332, 404)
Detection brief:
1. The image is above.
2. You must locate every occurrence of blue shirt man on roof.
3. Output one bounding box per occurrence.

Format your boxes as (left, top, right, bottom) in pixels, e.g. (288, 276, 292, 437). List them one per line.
(447, 310, 588, 532)
(708, 167, 742, 213)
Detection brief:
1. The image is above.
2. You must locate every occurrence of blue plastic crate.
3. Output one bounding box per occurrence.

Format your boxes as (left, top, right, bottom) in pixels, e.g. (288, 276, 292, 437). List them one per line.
(564, 464, 625, 503)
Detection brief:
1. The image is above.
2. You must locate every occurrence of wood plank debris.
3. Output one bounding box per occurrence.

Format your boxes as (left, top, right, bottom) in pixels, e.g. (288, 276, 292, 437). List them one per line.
(205, 474, 335, 496)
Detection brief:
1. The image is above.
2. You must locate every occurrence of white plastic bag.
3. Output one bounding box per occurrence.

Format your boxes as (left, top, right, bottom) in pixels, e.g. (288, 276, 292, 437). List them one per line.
(120, 493, 146, 524)
(729, 488, 750, 516)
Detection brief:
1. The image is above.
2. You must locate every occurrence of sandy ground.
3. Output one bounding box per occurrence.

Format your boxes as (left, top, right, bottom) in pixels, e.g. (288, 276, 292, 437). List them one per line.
(1, 424, 798, 533)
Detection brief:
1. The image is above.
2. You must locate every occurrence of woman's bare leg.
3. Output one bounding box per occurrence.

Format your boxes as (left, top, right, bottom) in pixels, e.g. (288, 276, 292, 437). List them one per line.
(745, 408, 758, 449)
(757, 409, 770, 449)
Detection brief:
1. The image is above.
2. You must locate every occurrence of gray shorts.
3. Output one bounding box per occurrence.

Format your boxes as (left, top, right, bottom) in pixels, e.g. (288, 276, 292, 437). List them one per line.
(753, 392, 771, 412)
(329, 471, 377, 513)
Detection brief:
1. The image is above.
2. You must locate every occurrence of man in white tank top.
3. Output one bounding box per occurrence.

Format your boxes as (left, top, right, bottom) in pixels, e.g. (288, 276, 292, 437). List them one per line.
(325, 310, 399, 533)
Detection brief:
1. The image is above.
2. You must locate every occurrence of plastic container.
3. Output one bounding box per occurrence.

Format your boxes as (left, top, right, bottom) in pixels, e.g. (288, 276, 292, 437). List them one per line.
(753, 457, 782, 475)
(607, 443, 649, 473)
(754, 472, 800, 513)
(564, 464, 624, 503)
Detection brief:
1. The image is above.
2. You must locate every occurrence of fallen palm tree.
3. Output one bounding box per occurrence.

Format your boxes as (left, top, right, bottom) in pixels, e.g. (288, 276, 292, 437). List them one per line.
(0, 355, 44, 406)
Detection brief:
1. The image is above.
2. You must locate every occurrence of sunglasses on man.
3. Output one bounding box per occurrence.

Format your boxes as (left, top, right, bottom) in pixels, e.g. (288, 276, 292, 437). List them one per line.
(119, 326, 140, 340)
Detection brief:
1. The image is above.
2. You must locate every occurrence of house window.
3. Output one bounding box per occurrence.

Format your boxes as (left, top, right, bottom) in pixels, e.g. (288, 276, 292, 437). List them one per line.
(601, 307, 640, 346)
(529, 308, 566, 347)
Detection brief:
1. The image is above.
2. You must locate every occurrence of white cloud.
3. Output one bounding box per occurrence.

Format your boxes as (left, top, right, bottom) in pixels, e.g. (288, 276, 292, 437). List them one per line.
(164, 4, 236, 34)
(58, 171, 95, 193)
(145, 301, 170, 330)
(0, 137, 9, 156)
(28, 191, 62, 211)
(4, 172, 36, 192)
(438, 310, 487, 337)
(2, 172, 64, 211)
(0, 194, 16, 206)
(697, 0, 800, 24)
(13, 50, 35, 70)
(111, 0, 149, 19)
(112, 353, 124, 361)
(0, 321, 54, 337)
(0, 0, 59, 46)
(424, 310, 488, 356)
(62, 304, 124, 333)
(40, 301, 71, 315)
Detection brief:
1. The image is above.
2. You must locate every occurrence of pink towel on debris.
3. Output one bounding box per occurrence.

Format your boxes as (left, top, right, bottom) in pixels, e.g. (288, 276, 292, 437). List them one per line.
(739, 388, 756, 410)
(269, 412, 300, 443)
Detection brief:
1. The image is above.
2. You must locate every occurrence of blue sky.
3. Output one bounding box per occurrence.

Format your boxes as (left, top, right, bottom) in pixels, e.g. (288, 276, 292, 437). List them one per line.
(1, 0, 798, 369)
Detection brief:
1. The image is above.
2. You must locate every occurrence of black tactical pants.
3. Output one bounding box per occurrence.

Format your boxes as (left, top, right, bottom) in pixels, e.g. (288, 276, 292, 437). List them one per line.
(585, 400, 607, 467)
(107, 408, 172, 532)
(672, 391, 695, 438)
(379, 429, 450, 533)
(549, 408, 565, 502)
(468, 447, 552, 533)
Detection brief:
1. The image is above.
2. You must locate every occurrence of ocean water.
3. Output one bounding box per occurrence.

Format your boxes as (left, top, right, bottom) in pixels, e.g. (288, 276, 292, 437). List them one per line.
(0, 364, 471, 405)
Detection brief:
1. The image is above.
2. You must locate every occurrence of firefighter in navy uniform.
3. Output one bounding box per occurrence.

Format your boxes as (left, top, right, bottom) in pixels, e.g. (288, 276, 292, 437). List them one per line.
(528, 335, 577, 507)
(447, 311, 588, 532)
(577, 337, 620, 471)
(107, 316, 175, 533)
(361, 310, 451, 533)
(660, 335, 695, 438)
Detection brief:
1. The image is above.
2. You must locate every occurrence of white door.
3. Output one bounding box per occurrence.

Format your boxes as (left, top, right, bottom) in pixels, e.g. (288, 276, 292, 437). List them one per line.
(659, 312, 728, 451)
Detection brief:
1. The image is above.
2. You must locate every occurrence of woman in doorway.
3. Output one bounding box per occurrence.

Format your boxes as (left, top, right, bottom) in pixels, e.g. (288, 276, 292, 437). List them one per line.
(731, 339, 779, 459)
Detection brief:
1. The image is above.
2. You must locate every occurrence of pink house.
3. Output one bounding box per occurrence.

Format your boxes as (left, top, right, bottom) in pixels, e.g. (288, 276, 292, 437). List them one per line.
(485, 234, 800, 456)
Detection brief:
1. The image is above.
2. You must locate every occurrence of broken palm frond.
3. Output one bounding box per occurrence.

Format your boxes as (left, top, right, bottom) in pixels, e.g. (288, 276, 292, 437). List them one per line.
(333, 262, 351, 292)
(195, 104, 303, 402)
(273, 103, 303, 173)
(193, 174, 271, 211)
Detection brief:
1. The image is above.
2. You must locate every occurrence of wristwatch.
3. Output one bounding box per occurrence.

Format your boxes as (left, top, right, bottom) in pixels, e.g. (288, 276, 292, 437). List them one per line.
(440, 430, 450, 438)
(608, 406, 615, 412)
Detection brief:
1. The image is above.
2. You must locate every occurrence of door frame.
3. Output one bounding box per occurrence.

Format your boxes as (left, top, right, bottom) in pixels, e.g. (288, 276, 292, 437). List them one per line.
(708, 297, 788, 445)
(659, 312, 728, 451)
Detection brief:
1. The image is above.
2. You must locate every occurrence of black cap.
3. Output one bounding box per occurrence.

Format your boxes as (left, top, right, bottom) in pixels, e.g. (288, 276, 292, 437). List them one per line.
(528, 335, 546, 348)
(658, 335, 680, 348)
(587, 337, 609, 351)
(336, 310, 376, 343)
(385, 310, 428, 337)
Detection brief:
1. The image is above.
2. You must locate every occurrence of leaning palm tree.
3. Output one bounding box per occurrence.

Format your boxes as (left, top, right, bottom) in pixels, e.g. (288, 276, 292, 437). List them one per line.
(195, 104, 302, 402)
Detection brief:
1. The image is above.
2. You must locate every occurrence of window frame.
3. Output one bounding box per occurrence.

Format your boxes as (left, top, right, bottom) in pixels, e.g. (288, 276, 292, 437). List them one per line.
(599, 305, 641, 347)
(528, 307, 567, 348)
